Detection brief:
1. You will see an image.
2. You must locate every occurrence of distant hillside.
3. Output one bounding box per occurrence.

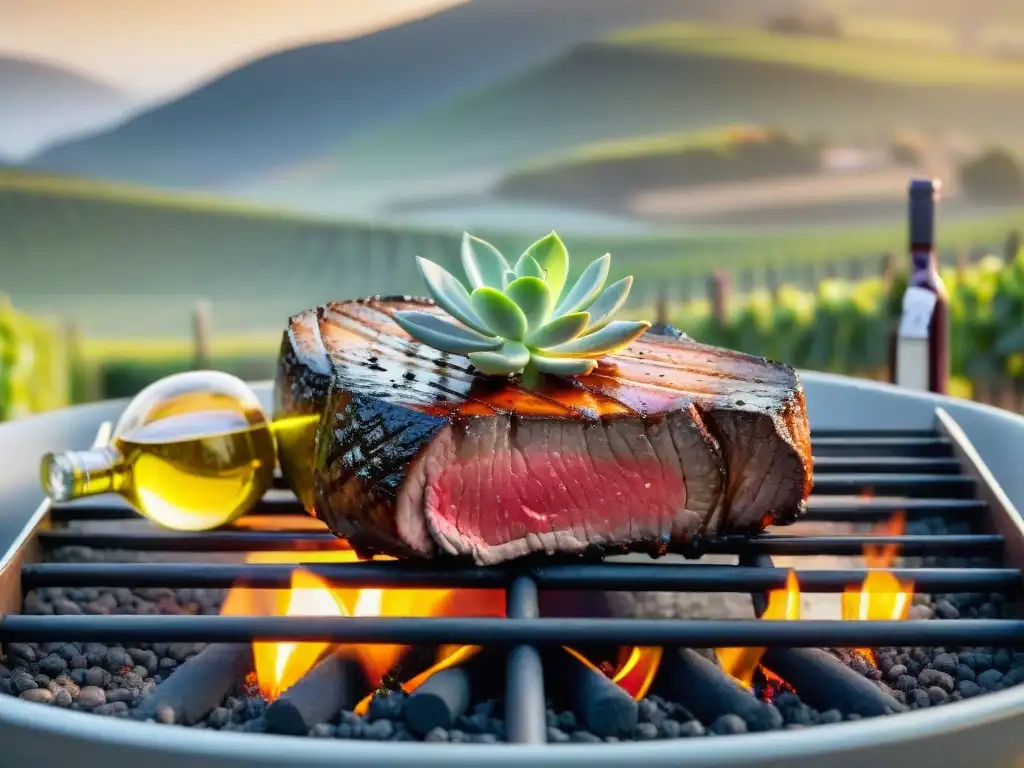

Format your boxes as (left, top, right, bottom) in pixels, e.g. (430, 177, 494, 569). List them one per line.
(26, 0, 776, 188)
(0, 56, 132, 159)
(255, 22, 1024, 214)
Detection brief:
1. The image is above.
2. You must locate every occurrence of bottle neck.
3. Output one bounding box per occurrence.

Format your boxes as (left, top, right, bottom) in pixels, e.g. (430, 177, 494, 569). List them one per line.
(41, 446, 126, 502)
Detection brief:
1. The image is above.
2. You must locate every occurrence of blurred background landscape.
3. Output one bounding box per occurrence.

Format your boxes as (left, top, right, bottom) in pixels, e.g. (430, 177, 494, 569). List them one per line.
(3, 0, 1024, 420)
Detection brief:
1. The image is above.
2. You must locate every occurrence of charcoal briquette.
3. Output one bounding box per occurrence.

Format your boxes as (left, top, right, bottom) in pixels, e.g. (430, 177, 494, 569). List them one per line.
(918, 669, 954, 692)
(38, 654, 67, 678)
(10, 674, 37, 694)
(547, 727, 570, 743)
(893, 675, 918, 693)
(819, 709, 842, 724)
(660, 719, 682, 738)
(7, 643, 36, 664)
(368, 691, 405, 722)
(710, 714, 748, 735)
(93, 702, 129, 716)
(930, 654, 958, 676)
(909, 689, 930, 708)
(633, 722, 659, 740)
(309, 723, 336, 738)
(473, 733, 499, 744)
(20, 688, 54, 704)
(927, 686, 949, 705)
(957, 680, 983, 698)
(424, 727, 449, 742)
(678, 720, 706, 737)
(977, 669, 1004, 690)
(77, 686, 107, 708)
(54, 688, 73, 707)
(885, 664, 908, 682)
(448, 729, 468, 743)
(934, 600, 960, 620)
(85, 667, 110, 688)
(637, 698, 664, 725)
(570, 730, 602, 743)
(556, 710, 577, 732)
(365, 719, 395, 740)
(243, 716, 268, 733)
(108, 688, 137, 704)
(206, 707, 232, 729)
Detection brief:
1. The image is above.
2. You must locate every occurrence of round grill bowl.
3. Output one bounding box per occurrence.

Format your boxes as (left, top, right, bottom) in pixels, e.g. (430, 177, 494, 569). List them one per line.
(2, 372, 1023, 768)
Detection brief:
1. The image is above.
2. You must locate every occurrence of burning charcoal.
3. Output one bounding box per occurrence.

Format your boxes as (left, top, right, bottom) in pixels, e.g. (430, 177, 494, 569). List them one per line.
(553, 650, 637, 738)
(135, 644, 252, 726)
(653, 648, 781, 732)
(761, 649, 907, 718)
(265, 653, 365, 736)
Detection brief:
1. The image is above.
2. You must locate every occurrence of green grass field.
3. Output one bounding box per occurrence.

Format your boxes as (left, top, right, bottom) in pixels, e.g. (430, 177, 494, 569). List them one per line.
(609, 22, 1024, 87)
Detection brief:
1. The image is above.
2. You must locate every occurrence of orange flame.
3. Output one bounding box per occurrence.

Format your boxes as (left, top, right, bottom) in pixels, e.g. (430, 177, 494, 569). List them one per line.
(841, 512, 914, 665)
(221, 545, 660, 705)
(564, 646, 663, 701)
(716, 570, 801, 688)
(221, 549, 489, 700)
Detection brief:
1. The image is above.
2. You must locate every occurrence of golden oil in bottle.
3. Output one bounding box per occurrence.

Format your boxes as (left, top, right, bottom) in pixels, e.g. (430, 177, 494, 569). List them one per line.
(41, 371, 276, 531)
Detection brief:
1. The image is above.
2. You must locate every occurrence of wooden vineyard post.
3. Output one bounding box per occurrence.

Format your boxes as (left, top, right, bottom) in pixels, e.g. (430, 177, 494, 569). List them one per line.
(891, 179, 950, 395)
(1005, 229, 1021, 263)
(191, 300, 212, 370)
(654, 284, 669, 327)
(708, 270, 731, 325)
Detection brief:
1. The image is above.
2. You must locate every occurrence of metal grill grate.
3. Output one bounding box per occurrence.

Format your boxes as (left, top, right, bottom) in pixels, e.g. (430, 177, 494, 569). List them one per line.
(2, 414, 1023, 743)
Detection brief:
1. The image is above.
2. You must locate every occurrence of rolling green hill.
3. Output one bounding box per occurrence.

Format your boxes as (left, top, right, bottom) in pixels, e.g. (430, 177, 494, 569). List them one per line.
(259, 22, 1024, 205)
(4, 169, 1024, 338)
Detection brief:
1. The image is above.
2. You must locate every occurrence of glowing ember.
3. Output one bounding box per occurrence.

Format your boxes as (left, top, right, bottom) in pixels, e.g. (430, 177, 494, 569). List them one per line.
(716, 570, 801, 689)
(841, 512, 914, 664)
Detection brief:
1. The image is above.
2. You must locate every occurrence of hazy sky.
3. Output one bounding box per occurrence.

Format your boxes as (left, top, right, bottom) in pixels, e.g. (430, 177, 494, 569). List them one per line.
(0, 0, 463, 100)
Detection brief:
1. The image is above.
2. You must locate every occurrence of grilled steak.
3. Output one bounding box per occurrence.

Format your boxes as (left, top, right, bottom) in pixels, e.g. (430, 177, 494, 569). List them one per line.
(273, 296, 812, 565)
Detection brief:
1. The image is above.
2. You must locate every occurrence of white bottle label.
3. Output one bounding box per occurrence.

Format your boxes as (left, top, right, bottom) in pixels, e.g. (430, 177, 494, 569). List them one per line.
(898, 286, 937, 340)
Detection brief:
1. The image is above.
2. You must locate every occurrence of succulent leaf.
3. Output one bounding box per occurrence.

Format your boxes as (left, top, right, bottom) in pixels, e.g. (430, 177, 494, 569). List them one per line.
(529, 353, 597, 377)
(514, 253, 546, 280)
(521, 232, 569, 302)
(581, 276, 633, 334)
(469, 340, 530, 375)
(504, 276, 552, 332)
(543, 320, 651, 358)
(470, 286, 528, 340)
(393, 311, 501, 355)
(461, 233, 511, 290)
(525, 312, 590, 348)
(552, 253, 611, 317)
(415, 256, 492, 335)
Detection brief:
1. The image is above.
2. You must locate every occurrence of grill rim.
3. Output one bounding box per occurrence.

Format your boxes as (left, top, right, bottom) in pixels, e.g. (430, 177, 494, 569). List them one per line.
(3, 373, 1024, 767)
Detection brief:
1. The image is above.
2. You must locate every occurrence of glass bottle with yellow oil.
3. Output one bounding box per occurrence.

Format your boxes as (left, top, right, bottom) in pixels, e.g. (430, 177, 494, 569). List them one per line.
(40, 370, 276, 530)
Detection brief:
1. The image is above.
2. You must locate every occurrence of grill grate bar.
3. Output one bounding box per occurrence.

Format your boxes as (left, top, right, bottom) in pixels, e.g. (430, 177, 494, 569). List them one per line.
(809, 436, 951, 456)
(21, 561, 1021, 593)
(34, 530, 1005, 557)
(811, 473, 975, 497)
(1, 614, 1021, 648)
(504, 576, 546, 744)
(811, 456, 960, 474)
(45, 495, 991, 525)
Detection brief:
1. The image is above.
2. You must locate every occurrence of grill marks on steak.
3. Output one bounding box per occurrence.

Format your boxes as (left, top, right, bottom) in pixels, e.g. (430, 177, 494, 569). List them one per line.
(273, 297, 811, 564)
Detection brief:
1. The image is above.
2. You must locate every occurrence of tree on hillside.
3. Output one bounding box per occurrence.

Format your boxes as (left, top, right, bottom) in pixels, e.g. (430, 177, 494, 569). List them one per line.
(958, 148, 1024, 203)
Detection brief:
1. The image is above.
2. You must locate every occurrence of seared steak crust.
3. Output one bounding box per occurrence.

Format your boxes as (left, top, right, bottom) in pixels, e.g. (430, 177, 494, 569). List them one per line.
(273, 296, 812, 564)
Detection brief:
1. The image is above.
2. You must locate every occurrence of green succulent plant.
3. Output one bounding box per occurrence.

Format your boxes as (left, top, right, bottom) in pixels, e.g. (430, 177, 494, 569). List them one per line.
(394, 231, 650, 379)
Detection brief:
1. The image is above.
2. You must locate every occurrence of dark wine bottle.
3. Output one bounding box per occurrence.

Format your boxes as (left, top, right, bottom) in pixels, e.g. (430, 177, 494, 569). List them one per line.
(892, 179, 950, 394)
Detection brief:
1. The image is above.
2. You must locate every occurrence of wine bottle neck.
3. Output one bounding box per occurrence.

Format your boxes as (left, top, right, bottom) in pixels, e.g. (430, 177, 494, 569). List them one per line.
(41, 446, 126, 502)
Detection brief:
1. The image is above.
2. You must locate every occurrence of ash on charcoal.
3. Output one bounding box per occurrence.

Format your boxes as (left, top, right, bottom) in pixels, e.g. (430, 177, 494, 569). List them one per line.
(5, 523, 1024, 743)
